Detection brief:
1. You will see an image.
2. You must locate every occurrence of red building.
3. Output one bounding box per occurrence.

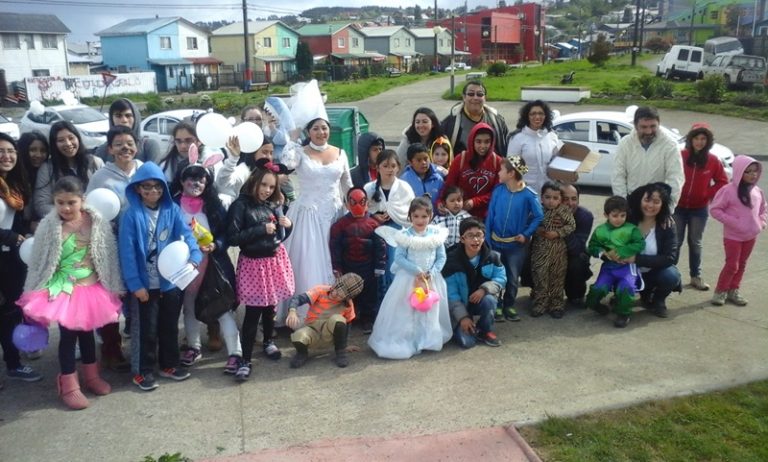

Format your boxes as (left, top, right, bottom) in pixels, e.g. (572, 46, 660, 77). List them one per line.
(431, 3, 544, 64)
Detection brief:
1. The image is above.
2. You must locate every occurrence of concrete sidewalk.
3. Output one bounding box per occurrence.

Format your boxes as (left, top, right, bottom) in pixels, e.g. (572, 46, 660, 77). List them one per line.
(1, 76, 767, 462)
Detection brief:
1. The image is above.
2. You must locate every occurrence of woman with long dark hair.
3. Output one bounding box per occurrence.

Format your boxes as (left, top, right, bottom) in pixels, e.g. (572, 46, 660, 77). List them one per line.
(33, 121, 104, 220)
(395, 107, 443, 168)
(507, 100, 563, 195)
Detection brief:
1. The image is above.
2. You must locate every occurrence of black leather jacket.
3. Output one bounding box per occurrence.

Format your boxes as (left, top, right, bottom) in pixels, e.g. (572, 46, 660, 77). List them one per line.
(227, 195, 292, 258)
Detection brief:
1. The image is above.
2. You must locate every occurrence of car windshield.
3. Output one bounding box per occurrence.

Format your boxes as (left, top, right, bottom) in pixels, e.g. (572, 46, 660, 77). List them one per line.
(0, 114, 9, 123)
(732, 57, 765, 69)
(57, 107, 107, 124)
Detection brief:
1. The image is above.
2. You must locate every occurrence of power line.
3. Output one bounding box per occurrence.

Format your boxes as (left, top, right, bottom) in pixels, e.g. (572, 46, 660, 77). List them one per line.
(10, 0, 302, 14)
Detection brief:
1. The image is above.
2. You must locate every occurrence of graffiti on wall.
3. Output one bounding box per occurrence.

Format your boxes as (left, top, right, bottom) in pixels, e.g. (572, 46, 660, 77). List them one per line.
(25, 72, 156, 101)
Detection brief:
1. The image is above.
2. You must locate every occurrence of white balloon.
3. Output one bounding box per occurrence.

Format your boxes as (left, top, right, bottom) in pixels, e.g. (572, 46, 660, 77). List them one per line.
(30, 100, 45, 116)
(60, 90, 78, 106)
(158, 241, 191, 280)
(19, 237, 35, 265)
(196, 113, 233, 148)
(227, 116, 237, 126)
(234, 122, 264, 153)
(85, 188, 121, 221)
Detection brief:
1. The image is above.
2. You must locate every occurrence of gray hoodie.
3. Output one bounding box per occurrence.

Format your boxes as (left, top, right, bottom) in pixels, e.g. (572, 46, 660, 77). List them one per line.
(94, 98, 162, 164)
(86, 159, 144, 215)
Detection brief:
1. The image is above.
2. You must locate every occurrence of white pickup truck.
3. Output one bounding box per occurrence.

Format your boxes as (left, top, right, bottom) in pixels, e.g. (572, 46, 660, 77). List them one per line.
(703, 54, 767, 89)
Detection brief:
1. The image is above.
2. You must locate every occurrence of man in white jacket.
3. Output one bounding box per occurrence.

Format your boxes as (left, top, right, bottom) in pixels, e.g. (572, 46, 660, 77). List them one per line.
(611, 106, 684, 207)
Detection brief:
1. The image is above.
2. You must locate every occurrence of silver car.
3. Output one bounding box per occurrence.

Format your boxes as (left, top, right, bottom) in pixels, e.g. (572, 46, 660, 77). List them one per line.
(140, 109, 205, 153)
(19, 104, 109, 151)
(0, 113, 19, 140)
(552, 108, 734, 187)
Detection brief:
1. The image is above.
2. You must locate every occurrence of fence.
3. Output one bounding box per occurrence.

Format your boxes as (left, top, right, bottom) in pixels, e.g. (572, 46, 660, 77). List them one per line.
(24, 72, 156, 101)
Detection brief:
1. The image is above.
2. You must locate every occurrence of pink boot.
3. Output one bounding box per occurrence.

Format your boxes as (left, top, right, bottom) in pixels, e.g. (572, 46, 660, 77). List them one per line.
(81, 363, 111, 395)
(57, 373, 89, 410)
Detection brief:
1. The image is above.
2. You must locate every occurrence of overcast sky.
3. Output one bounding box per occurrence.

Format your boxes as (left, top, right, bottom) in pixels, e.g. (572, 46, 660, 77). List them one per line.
(3, 0, 493, 43)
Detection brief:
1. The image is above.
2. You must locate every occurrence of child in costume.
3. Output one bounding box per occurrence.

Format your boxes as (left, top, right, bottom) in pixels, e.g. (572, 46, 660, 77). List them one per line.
(19, 177, 124, 409)
(174, 146, 242, 372)
(430, 136, 453, 177)
(368, 197, 452, 359)
(432, 185, 471, 249)
(530, 181, 575, 318)
(227, 159, 295, 381)
(119, 162, 202, 391)
(585, 195, 646, 328)
(329, 187, 387, 333)
(710, 155, 767, 306)
(285, 272, 364, 368)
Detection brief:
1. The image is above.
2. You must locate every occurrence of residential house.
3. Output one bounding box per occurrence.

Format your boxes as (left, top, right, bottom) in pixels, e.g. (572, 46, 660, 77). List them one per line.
(297, 23, 381, 65)
(67, 42, 103, 75)
(0, 12, 70, 83)
(358, 26, 419, 71)
(409, 27, 455, 69)
(211, 21, 298, 84)
(98, 17, 219, 92)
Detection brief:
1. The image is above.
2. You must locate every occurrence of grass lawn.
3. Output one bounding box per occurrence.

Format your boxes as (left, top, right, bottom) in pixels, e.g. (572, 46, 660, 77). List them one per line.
(319, 71, 449, 103)
(519, 380, 768, 462)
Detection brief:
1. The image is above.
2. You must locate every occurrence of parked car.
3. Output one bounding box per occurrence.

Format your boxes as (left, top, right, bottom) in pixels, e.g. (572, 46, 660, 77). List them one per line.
(703, 36, 743, 65)
(551, 107, 734, 187)
(656, 45, 704, 80)
(0, 113, 19, 140)
(702, 54, 767, 89)
(19, 104, 109, 150)
(445, 62, 471, 71)
(140, 109, 204, 152)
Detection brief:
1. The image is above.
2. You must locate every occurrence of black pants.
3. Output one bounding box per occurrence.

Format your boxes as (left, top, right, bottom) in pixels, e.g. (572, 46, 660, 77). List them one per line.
(58, 325, 97, 374)
(240, 306, 274, 362)
(565, 254, 593, 301)
(0, 252, 25, 371)
(132, 288, 182, 375)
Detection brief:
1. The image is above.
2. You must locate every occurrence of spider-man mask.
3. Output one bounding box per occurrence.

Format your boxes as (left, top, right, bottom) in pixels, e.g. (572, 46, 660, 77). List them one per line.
(347, 189, 368, 217)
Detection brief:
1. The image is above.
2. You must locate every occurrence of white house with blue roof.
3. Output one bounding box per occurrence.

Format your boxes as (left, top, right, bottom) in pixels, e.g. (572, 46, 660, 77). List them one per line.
(97, 17, 220, 92)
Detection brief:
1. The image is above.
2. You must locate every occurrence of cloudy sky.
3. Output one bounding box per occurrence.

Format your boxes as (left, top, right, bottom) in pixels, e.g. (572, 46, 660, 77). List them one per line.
(4, 0, 490, 43)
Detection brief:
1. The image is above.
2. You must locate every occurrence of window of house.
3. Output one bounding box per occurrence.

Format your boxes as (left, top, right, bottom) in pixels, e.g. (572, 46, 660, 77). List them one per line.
(160, 36, 172, 49)
(32, 69, 50, 77)
(168, 67, 175, 77)
(2, 34, 21, 49)
(352, 37, 359, 47)
(439, 39, 444, 47)
(282, 37, 290, 48)
(263, 37, 272, 48)
(186, 37, 198, 50)
(338, 37, 345, 48)
(710, 11, 718, 20)
(394, 38, 400, 47)
(406, 38, 411, 46)
(41, 35, 57, 48)
(24, 34, 35, 49)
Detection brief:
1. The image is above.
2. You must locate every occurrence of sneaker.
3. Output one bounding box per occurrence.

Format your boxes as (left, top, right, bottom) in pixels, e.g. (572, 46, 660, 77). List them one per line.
(263, 341, 282, 360)
(7, 365, 43, 382)
(23, 350, 43, 361)
(651, 300, 668, 318)
(362, 322, 374, 335)
(224, 355, 241, 374)
(235, 361, 251, 381)
(614, 315, 631, 328)
(690, 277, 710, 291)
(711, 291, 727, 306)
(180, 348, 202, 367)
(494, 307, 506, 323)
(479, 331, 501, 347)
(503, 307, 521, 322)
(726, 289, 748, 306)
(132, 373, 158, 391)
(290, 351, 309, 369)
(158, 367, 191, 381)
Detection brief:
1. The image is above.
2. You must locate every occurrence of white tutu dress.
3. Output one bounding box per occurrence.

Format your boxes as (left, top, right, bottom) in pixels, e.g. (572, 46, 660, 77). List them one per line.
(368, 226, 452, 359)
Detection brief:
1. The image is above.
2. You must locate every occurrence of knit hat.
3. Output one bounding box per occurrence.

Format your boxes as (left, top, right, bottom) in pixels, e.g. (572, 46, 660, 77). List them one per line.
(330, 273, 364, 300)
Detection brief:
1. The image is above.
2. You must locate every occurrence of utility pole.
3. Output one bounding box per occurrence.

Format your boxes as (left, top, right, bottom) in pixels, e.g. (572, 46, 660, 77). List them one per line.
(631, 0, 640, 65)
(242, 0, 251, 89)
(688, 0, 696, 45)
(434, 0, 439, 71)
(450, 14, 455, 95)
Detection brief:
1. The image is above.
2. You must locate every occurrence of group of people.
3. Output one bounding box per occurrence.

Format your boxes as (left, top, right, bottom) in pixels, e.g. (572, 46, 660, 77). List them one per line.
(0, 85, 765, 410)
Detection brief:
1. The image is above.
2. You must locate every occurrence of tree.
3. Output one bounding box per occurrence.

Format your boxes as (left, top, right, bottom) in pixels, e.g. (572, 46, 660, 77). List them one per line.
(645, 36, 671, 53)
(295, 41, 313, 79)
(414, 4, 422, 24)
(587, 33, 611, 67)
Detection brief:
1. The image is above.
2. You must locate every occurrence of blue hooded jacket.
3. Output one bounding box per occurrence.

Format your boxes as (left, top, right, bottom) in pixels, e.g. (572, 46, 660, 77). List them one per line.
(118, 162, 202, 293)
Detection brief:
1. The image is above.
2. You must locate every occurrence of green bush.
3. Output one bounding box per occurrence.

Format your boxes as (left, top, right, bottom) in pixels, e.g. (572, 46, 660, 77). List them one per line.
(696, 75, 726, 103)
(487, 62, 507, 77)
(730, 91, 768, 107)
(629, 75, 673, 99)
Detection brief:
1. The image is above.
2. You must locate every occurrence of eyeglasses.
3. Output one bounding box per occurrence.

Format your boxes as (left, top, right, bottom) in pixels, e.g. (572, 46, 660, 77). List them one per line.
(465, 92, 485, 97)
(139, 183, 164, 191)
(462, 232, 484, 241)
(0, 148, 17, 156)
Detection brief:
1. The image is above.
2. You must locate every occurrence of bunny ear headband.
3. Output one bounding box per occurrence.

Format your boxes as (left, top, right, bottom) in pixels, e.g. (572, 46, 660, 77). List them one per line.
(254, 157, 294, 175)
(182, 144, 224, 176)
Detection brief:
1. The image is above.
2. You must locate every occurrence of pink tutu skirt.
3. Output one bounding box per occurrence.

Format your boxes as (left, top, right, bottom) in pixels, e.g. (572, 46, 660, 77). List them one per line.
(237, 244, 295, 306)
(18, 282, 122, 331)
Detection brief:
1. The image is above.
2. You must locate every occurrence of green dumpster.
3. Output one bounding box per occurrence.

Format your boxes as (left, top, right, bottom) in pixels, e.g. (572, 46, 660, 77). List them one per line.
(327, 106, 369, 168)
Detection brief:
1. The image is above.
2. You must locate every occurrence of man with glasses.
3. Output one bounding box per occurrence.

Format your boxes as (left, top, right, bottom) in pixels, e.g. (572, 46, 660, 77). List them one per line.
(440, 80, 510, 156)
(442, 218, 506, 348)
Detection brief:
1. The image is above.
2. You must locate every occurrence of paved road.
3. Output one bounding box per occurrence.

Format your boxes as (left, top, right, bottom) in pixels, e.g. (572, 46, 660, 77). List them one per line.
(1, 78, 766, 462)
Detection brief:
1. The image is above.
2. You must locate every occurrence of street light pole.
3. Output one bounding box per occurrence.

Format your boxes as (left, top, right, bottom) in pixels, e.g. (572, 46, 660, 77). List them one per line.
(434, 0, 439, 71)
(450, 14, 455, 95)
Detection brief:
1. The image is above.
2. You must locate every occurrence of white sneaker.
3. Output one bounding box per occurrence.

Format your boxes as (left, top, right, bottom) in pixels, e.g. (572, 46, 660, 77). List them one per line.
(711, 291, 727, 306)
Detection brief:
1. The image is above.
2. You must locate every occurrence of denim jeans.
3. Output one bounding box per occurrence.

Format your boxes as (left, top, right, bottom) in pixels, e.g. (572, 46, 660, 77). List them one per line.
(499, 245, 527, 307)
(640, 266, 681, 302)
(130, 288, 182, 375)
(453, 294, 497, 349)
(674, 207, 708, 277)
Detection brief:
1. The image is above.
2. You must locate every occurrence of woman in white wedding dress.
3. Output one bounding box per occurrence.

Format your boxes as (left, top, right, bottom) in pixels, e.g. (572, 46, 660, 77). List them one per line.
(277, 118, 352, 322)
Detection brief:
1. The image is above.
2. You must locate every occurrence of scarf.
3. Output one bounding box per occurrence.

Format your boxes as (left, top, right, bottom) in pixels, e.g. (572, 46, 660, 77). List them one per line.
(0, 177, 24, 211)
(180, 195, 204, 215)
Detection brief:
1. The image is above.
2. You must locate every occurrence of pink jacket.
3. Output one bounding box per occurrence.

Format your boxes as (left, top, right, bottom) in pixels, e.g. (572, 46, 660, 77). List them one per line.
(710, 155, 767, 242)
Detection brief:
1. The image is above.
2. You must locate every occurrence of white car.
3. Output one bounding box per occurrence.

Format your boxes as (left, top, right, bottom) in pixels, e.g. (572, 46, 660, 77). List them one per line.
(19, 104, 109, 150)
(140, 109, 205, 152)
(445, 62, 471, 72)
(552, 107, 734, 187)
(0, 113, 19, 140)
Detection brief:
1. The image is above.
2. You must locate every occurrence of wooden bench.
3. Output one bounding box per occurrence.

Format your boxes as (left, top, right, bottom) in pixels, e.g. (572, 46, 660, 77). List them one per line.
(387, 68, 402, 77)
(247, 82, 270, 92)
(466, 71, 487, 80)
(520, 85, 591, 103)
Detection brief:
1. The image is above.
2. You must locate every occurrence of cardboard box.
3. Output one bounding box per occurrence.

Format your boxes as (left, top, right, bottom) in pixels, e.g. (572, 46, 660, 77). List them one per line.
(546, 142, 601, 183)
